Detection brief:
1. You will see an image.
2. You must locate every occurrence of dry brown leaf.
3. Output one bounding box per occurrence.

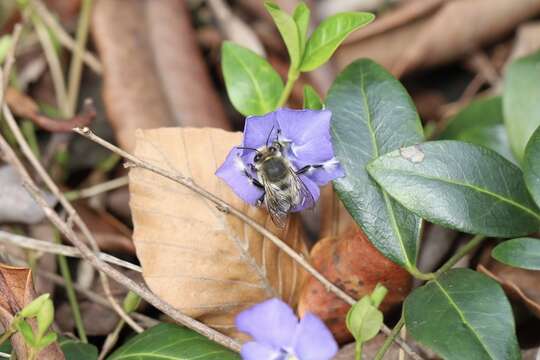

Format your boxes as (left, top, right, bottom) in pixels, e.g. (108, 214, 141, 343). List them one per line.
(0, 264, 64, 360)
(319, 186, 354, 239)
(129, 127, 307, 337)
(298, 225, 412, 343)
(74, 204, 135, 254)
(333, 334, 401, 360)
(92, 0, 230, 150)
(508, 21, 540, 63)
(478, 263, 540, 318)
(336, 0, 540, 76)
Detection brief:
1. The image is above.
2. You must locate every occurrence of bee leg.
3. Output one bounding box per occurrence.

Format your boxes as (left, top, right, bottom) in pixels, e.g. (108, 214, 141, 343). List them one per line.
(296, 164, 323, 175)
(243, 170, 264, 189)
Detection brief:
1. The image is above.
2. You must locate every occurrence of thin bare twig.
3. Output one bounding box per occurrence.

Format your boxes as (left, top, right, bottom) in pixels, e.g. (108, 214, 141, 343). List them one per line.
(65, 176, 129, 201)
(31, 0, 102, 74)
(0, 230, 141, 272)
(74, 127, 423, 360)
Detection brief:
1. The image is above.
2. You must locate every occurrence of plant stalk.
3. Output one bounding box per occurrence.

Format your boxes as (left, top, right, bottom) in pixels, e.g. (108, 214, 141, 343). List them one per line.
(277, 67, 299, 108)
(437, 234, 486, 275)
(54, 231, 88, 343)
(374, 315, 405, 360)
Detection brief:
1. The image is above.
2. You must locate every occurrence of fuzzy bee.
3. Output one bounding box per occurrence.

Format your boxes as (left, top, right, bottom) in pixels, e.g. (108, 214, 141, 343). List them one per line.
(238, 132, 321, 227)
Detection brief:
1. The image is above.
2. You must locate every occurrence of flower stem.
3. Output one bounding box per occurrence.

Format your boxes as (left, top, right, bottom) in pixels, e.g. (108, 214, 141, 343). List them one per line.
(277, 67, 299, 108)
(355, 341, 363, 360)
(436, 234, 486, 275)
(54, 231, 88, 343)
(374, 315, 405, 360)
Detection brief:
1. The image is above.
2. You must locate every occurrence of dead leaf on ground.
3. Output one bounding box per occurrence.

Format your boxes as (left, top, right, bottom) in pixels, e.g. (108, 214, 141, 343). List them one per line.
(508, 21, 540, 64)
(319, 186, 354, 239)
(129, 127, 307, 338)
(298, 225, 412, 343)
(56, 269, 142, 336)
(0, 264, 64, 359)
(333, 334, 401, 360)
(478, 263, 540, 318)
(0, 165, 57, 225)
(336, 0, 540, 76)
(92, 0, 230, 150)
(74, 204, 135, 254)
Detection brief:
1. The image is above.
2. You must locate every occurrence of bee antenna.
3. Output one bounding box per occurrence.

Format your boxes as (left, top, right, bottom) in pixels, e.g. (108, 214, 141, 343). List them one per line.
(266, 123, 275, 147)
(236, 146, 261, 154)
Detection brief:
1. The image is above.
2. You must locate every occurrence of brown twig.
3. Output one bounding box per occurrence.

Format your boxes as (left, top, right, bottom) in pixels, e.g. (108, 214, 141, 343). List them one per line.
(0, 230, 141, 273)
(74, 127, 424, 360)
(6, 88, 96, 132)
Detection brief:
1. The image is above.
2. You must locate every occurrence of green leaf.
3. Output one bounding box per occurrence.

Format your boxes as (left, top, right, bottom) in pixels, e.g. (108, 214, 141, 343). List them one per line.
(327, 59, 424, 268)
(19, 293, 50, 318)
(108, 323, 240, 360)
(300, 12, 374, 72)
(293, 2, 310, 54)
(303, 85, 323, 109)
(36, 299, 54, 338)
(36, 332, 57, 350)
(439, 96, 515, 163)
(59, 337, 98, 360)
(16, 320, 36, 347)
(404, 268, 520, 360)
(221, 42, 284, 116)
(524, 125, 540, 207)
(346, 297, 383, 343)
(265, 2, 301, 68)
(492, 237, 540, 270)
(503, 50, 540, 161)
(367, 140, 540, 237)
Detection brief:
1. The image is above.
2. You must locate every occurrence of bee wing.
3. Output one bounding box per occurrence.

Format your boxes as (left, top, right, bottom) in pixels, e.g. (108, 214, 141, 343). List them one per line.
(261, 176, 289, 227)
(289, 168, 316, 211)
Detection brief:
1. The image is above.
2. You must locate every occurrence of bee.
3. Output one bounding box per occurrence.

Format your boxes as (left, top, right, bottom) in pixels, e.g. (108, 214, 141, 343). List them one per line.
(239, 130, 321, 227)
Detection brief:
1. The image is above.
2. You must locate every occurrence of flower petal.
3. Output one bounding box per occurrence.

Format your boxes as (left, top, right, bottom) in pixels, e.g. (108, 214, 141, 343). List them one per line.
(288, 137, 334, 165)
(240, 342, 280, 360)
(235, 298, 298, 349)
(291, 175, 320, 212)
(276, 109, 332, 147)
(293, 313, 338, 360)
(215, 148, 264, 205)
(243, 112, 278, 149)
(296, 159, 345, 186)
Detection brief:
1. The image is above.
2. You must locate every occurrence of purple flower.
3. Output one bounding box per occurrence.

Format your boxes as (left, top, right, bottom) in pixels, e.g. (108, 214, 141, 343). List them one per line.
(215, 109, 344, 218)
(236, 298, 338, 360)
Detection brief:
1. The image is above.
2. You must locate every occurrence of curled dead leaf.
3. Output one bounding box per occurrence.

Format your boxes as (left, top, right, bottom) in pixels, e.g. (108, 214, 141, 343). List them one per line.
(336, 0, 540, 76)
(92, 0, 230, 150)
(298, 225, 412, 343)
(129, 127, 307, 338)
(0, 264, 63, 359)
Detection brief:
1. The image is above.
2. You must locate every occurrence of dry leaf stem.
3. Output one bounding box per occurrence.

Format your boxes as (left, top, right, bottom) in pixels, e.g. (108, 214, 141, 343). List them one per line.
(73, 127, 423, 359)
(0, 229, 141, 272)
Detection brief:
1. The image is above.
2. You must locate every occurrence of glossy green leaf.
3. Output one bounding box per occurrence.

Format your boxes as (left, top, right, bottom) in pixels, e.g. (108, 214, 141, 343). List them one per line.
(439, 96, 515, 163)
(524, 125, 540, 207)
(404, 268, 520, 360)
(221, 42, 284, 116)
(303, 85, 323, 109)
(327, 59, 424, 268)
(265, 2, 301, 68)
(293, 2, 310, 54)
(503, 50, 540, 161)
(108, 323, 239, 360)
(60, 337, 98, 360)
(300, 12, 374, 72)
(367, 141, 540, 237)
(492, 237, 540, 270)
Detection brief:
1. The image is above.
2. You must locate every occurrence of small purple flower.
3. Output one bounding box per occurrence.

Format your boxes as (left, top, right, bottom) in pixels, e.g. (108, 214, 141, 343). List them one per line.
(236, 298, 338, 360)
(216, 109, 344, 219)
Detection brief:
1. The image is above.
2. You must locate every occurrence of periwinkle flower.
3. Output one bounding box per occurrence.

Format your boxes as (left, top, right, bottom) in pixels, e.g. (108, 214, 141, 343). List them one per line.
(236, 298, 338, 360)
(216, 109, 344, 223)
